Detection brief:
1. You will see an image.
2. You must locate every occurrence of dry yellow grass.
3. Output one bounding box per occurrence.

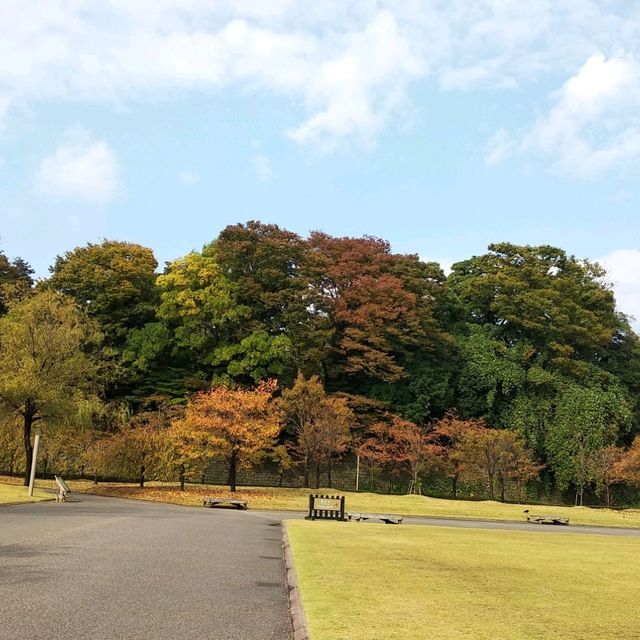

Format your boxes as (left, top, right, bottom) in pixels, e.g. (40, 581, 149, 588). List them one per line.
(0, 482, 52, 504)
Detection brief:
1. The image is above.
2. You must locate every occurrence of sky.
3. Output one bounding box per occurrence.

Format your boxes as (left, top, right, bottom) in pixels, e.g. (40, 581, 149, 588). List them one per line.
(1, 1, 639, 327)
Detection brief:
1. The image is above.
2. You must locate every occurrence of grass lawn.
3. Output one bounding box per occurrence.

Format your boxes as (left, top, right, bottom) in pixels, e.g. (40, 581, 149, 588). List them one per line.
(286, 520, 640, 640)
(2, 475, 639, 529)
(0, 482, 52, 504)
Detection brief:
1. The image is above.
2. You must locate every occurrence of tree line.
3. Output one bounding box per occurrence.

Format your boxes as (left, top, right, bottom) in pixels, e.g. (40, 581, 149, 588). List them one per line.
(1, 221, 639, 503)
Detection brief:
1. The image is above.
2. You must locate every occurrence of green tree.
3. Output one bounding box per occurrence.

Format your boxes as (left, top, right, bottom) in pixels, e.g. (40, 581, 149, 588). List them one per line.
(0, 291, 102, 484)
(0, 252, 34, 315)
(207, 221, 323, 382)
(546, 381, 630, 504)
(448, 243, 618, 365)
(47, 240, 159, 345)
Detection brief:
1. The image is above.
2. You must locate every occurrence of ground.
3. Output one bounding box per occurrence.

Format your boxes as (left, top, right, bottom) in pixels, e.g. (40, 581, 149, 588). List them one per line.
(3, 475, 638, 529)
(3, 488, 639, 640)
(286, 520, 640, 640)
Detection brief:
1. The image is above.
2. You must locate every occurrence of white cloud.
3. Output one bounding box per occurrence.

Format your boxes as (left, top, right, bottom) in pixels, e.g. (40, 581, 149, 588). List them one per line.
(489, 53, 640, 177)
(286, 11, 422, 147)
(600, 249, 640, 331)
(178, 170, 199, 186)
(35, 131, 120, 204)
(253, 154, 273, 182)
(2, 1, 640, 155)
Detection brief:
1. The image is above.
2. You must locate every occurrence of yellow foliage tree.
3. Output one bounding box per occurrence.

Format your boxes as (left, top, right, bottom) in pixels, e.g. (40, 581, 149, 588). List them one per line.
(170, 380, 282, 492)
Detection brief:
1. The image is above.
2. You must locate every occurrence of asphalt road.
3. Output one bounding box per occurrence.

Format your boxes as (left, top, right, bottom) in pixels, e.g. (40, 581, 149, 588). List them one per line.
(0, 494, 292, 640)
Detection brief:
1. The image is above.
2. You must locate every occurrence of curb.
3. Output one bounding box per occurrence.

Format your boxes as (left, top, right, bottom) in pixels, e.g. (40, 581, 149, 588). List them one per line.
(282, 522, 310, 640)
(0, 498, 55, 507)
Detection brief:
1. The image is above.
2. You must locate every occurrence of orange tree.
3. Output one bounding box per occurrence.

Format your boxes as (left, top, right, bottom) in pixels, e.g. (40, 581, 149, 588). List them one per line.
(171, 380, 282, 492)
(429, 412, 484, 498)
(457, 427, 540, 501)
(389, 417, 440, 495)
(279, 373, 354, 488)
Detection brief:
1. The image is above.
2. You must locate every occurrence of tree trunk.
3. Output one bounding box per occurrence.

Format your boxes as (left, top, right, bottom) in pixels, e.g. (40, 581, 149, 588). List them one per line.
(179, 463, 185, 492)
(451, 474, 458, 499)
(303, 455, 310, 488)
(327, 459, 332, 488)
(315, 462, 321, 489)
(229, 450, 237, 493)
(487, 471, 495, 500)
(139, 464, 145, 488)
(411, 469, 420, 495)
(498, 473, 505, 503)
(22, 399, 38, 486)
(605, 484, 611, 508)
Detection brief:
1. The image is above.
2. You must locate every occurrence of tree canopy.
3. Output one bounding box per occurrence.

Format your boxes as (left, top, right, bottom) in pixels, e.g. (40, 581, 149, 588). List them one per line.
(3, 228, 640, 503)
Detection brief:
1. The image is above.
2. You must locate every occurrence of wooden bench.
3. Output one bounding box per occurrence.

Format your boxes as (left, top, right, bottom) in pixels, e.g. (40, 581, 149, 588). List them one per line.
(55, 476, 71, 503)
(525, 513, 569, 525)
(203, 497, 248, 510)
(347, 512, 403, 525)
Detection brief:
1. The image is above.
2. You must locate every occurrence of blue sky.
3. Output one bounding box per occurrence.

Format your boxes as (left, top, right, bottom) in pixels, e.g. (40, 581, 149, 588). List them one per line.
(1, 1, 639, 326)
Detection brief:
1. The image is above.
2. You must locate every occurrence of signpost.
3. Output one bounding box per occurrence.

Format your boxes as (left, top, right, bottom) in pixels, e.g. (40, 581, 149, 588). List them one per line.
(305, 494, 346, 521)
(27, 428, 41, 497)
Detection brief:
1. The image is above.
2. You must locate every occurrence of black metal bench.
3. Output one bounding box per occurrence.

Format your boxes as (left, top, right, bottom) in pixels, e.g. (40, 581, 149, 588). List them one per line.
(203, 497, 248, 510)
(524, 512, 569, 525)
(347, 512, 403, 525)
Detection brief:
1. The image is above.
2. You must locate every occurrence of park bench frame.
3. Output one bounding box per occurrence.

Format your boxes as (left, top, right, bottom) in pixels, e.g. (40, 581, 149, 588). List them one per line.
(347, 512, 403, 525)
(203, 497, 248, 510)
(54, 476, 71, 503)
(525, 513, 569, 525)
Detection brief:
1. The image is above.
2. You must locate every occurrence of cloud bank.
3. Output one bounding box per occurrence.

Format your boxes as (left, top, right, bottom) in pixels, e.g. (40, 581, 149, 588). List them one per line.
(1, 1, 640, 163)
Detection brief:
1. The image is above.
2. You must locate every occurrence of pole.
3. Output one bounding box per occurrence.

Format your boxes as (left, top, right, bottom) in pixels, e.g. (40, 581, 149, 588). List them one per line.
(28, 431, 41, 497)
(355, 453, 360, 492)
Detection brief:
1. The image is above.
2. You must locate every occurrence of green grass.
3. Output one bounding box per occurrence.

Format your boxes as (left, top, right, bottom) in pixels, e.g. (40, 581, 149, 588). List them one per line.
(0, 482, 52, 504)
(2, 475, 639, 529)
(286, 520, 640, 640)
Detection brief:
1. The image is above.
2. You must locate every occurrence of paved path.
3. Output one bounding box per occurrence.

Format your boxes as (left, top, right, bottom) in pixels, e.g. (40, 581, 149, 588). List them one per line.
(0, 494, 292, 640)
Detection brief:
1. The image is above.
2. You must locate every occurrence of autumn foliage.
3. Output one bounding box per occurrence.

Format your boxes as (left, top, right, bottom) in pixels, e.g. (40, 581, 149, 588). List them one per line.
(170, 380, 282, 492)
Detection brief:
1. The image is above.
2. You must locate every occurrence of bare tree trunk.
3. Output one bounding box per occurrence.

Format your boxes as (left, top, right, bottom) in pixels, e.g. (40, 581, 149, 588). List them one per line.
(179, 463, 185, 491)
(498, 472, 505, 502)
(315, 462, 321, 489)
(327, 459, 333, 488)
(303, 454, 310, 488)
(451, 473, 458, 499)
(139, 464, 145, 488)
(487, 471, 495, 499)
(229, 450, 237, 493)
(411, 469, 421, 495)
